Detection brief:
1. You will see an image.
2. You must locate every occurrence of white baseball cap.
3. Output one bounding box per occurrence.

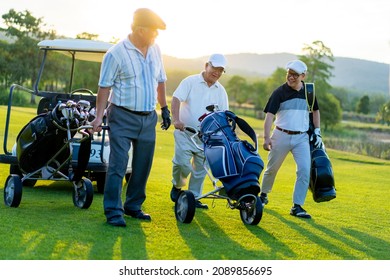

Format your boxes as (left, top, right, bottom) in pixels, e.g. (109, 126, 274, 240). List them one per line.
(286, 60, 307, 74)
(208, 54, 227, 69)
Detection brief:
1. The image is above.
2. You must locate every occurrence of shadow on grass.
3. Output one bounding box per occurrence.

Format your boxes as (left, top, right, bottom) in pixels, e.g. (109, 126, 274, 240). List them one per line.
(335, 157, 389, 166)
(176, 209, 295, 260)
(341, 227, 390, 260)
(2, 181, 149, 260)
(265, 208, 387, 259)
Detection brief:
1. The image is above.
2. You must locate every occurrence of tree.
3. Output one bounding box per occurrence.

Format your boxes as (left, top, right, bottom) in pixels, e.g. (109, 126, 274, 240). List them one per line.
(76, 32, 99, 40)
(299, 41, 337, 131)
(225, 75, 249, 106)
(356, 95, 370, 114)
(320, 93, 342, 131)
(266, 67, 286, 95)
(376, 101, 390, 125)
(0, 40, 11, 89)
(251, 80, 268, 110)
(1, 9, 56, 104)
(299, 40, 334, 87)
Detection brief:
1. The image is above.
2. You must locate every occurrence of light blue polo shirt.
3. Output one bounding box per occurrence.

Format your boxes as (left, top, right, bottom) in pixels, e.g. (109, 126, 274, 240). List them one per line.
(98, 37, 167, 112)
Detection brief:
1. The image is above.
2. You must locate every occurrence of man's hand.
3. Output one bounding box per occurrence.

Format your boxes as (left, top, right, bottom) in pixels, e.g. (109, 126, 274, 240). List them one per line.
(310, 128, 323, 148)
(161, 106, 171, 130)
(263, 137, 272, 151)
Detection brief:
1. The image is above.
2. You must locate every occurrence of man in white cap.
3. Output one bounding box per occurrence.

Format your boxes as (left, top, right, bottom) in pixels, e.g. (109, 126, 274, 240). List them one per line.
(259, 59, 322, 219)
(169, 54, 229, 208)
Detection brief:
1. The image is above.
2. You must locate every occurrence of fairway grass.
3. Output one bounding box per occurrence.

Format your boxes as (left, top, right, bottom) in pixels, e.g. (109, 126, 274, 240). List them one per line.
(0, 106, 389, 260)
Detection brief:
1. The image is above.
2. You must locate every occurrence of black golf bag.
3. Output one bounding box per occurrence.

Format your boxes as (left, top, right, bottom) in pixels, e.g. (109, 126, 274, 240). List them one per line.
(16, 101, 92, 181)
(305, 82, 336, 202)
(199, 110, 264, 200)
(309, 143, 336, 202)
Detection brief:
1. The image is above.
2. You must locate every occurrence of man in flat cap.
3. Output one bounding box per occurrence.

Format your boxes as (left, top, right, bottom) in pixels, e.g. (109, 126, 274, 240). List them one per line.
(90, 8, 171, 227)
(169, 54, 229, 209)
(259, 59, 323, 219)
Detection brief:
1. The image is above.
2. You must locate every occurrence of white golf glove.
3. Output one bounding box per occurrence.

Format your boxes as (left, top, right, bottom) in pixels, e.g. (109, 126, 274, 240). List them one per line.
(310, 128, 323, 148)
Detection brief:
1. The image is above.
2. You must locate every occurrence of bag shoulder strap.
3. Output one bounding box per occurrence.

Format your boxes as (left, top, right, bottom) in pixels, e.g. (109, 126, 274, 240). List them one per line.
(225, 111, 258, 151)
(305, 83, 315, 112)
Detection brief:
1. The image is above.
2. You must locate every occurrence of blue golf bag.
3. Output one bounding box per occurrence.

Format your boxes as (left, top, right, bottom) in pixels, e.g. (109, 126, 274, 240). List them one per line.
(199, 110, 264, 200)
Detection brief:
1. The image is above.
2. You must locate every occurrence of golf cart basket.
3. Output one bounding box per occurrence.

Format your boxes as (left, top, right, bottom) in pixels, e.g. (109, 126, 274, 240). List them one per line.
(198, 109, 264, 200)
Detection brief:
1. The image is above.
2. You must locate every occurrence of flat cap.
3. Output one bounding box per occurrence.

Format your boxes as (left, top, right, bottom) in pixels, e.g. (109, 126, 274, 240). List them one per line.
(133, 8, 166, 30)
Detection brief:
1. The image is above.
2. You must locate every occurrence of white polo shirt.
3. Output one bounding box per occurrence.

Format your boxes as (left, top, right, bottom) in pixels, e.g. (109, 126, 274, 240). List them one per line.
(173, 72, 229, 129)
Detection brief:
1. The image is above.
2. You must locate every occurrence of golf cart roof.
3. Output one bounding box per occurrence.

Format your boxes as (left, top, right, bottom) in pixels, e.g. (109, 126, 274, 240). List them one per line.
(37, 39, 114, 62)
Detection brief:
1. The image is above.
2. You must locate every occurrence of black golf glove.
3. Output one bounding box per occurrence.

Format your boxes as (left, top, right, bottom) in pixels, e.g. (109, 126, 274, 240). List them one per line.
(161, 106, 171, 130)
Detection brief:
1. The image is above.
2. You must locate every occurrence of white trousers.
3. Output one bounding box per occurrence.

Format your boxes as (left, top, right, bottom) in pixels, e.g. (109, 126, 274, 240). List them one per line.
(261, 129, 311, 205)
(171, 130, 208, 198)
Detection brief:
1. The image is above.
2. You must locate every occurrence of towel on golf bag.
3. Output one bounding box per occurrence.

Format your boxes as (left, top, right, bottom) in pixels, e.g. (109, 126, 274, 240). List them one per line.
(199, 110, 264, 200)
(16, 103, 91, 179)
(309, 144, 336, 202)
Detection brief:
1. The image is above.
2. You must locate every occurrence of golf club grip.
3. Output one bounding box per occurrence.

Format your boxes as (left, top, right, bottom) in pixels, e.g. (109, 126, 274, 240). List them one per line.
(184, 127, 197, 134)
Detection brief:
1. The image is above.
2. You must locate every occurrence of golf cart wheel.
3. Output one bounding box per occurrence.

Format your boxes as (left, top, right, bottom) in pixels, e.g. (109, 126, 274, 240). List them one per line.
(175, 190, 196, 223)
(4, 174, 23, 207)
(10, 164, 36, 187)
(239, 196, 263, 225)
(72, 178, 94, 209)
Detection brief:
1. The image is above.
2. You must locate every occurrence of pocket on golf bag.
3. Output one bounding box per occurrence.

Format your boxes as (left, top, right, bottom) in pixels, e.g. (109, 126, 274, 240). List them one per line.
(205, 143, 238, 178)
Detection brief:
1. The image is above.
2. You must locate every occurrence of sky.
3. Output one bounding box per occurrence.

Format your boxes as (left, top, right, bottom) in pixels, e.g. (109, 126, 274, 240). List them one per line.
(1, 0, 390, 64)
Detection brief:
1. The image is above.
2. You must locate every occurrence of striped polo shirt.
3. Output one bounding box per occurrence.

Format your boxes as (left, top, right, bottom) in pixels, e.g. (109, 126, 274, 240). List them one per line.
(264, 82, 319, 132)
(98, 37, 167, 112)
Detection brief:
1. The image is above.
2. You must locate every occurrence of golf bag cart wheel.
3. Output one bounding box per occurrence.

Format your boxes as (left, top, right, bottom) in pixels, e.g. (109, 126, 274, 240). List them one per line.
(72, 178, 94, 209)
(10, 164, 36, 187)
(175, 190, 196, 224)
(239, 196, 263, 225)
(4, 174, 23, 207)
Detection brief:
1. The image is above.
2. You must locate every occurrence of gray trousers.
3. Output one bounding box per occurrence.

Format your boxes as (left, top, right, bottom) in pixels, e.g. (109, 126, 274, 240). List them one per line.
(104, 104, 157, 219)
(261, 129, 310, 205)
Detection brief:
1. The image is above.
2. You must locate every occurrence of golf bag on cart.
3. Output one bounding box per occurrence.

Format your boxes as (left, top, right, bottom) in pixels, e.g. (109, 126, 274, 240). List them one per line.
(16, 100, 92, 181)
(198, 108, 264, 200)
(306, 83, 336, 202)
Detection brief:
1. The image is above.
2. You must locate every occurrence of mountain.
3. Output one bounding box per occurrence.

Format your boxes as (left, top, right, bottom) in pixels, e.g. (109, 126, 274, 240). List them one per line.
(163, 53, 390, 94)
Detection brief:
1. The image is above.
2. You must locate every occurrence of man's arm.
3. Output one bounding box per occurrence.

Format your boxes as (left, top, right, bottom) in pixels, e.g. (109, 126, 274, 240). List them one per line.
(262, 112, 274, 151)
(157, 82, 167, 108)
(312, 110, 321, 128)
(171, 96, 184, 131)
(90, 87, 110, 133)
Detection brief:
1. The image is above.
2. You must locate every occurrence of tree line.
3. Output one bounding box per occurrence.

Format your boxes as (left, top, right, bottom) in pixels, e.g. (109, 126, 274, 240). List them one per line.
(1, 9, 390, 129)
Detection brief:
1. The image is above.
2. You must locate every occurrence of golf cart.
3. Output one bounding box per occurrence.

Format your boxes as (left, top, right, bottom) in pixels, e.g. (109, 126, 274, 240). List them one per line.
(0, 39, 132, 208)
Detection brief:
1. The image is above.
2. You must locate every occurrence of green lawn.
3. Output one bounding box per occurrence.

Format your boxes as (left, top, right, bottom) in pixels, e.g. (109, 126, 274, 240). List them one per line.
(0, 106, 390, 260)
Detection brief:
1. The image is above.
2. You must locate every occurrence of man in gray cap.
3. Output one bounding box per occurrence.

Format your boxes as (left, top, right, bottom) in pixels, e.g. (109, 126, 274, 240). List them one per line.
(259, 59, 322, 219)
(90, 8, 171, 227)
(169, 54, 229, 209)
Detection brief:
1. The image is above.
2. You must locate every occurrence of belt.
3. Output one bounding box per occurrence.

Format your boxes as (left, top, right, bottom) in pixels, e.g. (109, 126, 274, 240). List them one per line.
(276, 126, 305, 135)
(119, 106, 153, 116)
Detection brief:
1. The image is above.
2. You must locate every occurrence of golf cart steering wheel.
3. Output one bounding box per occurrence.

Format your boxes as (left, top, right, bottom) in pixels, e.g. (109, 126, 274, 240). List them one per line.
(71, 88, 94, 95)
